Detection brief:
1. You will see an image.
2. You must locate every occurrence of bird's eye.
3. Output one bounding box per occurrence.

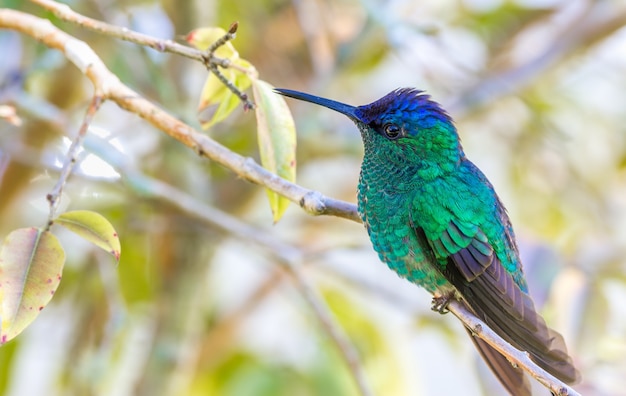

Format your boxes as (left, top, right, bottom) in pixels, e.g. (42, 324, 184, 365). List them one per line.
(383, 123, 401, 140)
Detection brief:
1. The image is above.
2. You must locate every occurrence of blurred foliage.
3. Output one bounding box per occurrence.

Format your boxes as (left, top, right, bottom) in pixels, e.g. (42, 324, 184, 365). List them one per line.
(1, 0, 626, 395)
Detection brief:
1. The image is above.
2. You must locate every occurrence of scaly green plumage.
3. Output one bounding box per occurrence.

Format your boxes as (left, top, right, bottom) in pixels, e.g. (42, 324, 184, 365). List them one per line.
(276, 87, 580, 395)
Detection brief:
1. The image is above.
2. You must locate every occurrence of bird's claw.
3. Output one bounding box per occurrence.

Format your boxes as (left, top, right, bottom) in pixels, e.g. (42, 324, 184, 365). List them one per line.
(431, 294, 453, 314)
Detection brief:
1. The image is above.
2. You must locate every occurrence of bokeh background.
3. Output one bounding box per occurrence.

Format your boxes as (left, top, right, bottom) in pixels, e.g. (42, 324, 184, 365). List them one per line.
(1, 0, 626, 395)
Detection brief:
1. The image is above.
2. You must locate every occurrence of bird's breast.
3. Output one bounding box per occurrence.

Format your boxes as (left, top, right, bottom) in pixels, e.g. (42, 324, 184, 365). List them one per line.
(357, 166, 450, 293)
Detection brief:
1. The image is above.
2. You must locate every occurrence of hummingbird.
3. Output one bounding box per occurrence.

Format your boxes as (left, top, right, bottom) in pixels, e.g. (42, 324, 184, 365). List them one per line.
(275, 87, 580, 395)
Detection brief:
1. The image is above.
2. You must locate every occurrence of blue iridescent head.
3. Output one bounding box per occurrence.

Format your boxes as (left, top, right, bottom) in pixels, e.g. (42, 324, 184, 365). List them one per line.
(276, 88, 464, 175)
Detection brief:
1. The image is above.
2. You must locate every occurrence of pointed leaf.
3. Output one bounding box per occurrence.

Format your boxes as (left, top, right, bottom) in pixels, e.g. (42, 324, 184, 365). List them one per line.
(0, 227, 65, 344)
(251, 79, 297, 222)
(197, 70, 233, 128)
(211, 63, 253, 125)
(54, 210, 120, 261)
(187, 27, 254, 129)
(198, 66, 252, 129)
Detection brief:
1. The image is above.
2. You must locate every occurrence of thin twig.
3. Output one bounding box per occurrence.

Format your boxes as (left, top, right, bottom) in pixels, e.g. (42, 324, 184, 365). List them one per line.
(45, 95, 102, 229)
(30, 0, 256, 109)
(29, 0, 202, 61)
(207, 62, 254, 110)
(124, 171, 303, 264)
(207, 21, 238, 54)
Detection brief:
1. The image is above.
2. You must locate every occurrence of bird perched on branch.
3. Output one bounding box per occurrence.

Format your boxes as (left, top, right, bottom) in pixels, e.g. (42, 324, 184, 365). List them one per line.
(276, 87, 580, 395)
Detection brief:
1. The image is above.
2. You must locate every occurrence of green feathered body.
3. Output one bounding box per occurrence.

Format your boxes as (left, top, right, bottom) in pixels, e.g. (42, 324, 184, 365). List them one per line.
(357, 121, 528, 294)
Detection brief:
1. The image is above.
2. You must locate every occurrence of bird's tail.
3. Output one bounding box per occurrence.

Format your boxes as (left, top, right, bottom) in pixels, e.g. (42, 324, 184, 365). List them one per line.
(442, 247, 580, 391)
(467, 329, 531, 396)
(457, 273, 580, 395)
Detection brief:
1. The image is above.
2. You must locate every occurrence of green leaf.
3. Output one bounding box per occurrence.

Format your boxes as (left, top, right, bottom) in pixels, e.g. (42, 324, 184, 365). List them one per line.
(251, 79, 297, 222)
(54, 210, 121, 261)
(0, 227, 65, 344)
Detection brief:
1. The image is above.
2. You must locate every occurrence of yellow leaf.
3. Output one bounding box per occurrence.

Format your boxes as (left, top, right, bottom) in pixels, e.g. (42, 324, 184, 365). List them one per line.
(189, 31, 254, 129)
(198, 67, 252, 129)
(0, 228, 65, 344)
(185, 27, 238, 59)
(251, 80, 297, 222)
(186, 27, 255, 129)
(54, 210, 121, 261)
(197, 70, 233, 127)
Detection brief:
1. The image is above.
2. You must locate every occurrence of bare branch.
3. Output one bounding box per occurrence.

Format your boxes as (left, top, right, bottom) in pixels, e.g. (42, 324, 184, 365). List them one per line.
(29, 0, 203, 61)
(207, 21, 238, 54)
(30, 0, 256, 109)
(45, 95, 102, 229)
(447, 301, 581, 396)
(207, 62, 255, 110)
(0, 8, 360, 223)
(318, 259, 583, 395)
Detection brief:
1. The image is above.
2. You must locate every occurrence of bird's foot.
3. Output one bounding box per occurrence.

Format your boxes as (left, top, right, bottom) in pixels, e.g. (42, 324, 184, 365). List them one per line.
(431, 292, 454, 314)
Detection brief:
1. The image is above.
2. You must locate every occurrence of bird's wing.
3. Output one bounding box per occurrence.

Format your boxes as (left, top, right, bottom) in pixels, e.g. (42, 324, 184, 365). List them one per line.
(414, 214, 580, 385)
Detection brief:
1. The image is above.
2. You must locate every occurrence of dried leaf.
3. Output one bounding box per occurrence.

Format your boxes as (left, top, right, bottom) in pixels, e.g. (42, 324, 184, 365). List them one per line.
(0, 228, 65, 344)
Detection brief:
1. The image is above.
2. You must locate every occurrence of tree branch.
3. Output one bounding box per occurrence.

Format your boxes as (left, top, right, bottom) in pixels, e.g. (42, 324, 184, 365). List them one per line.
(30, 0, 203, 61)
(317, 258, 582, 395)
(447, 301, 580, 396)
(30, 0, 256, 109)
(0, 8, 360, 223)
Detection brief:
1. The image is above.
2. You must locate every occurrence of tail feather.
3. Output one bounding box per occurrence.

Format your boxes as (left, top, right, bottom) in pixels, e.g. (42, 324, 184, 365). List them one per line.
(443, 254, 581, 385)
(468, 331, 531, 396)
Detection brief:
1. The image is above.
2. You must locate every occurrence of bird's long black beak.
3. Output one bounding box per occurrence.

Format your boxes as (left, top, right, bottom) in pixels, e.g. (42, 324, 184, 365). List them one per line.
(275, 88, 359, 120)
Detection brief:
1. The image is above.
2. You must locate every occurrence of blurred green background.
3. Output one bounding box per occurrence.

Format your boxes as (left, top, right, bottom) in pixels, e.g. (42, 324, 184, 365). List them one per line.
(1, 0, 626, 395)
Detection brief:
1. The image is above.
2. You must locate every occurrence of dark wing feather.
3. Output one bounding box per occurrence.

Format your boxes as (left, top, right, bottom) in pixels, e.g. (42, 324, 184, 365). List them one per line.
(413, 224, 531, 396)
(425, 219, 580, 386)
(451, 232, 493, 282)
